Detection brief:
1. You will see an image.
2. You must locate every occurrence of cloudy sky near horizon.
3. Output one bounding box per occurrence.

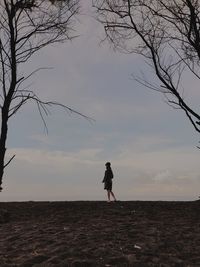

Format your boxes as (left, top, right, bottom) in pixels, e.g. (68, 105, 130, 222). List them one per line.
(1, 1, 200, 201)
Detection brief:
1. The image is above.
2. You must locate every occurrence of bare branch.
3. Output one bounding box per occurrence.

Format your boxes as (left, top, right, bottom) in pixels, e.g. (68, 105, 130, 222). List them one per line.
(0, 0, 86, 190)
(4, 154, 15, 169)
(93, 0, 200, 137)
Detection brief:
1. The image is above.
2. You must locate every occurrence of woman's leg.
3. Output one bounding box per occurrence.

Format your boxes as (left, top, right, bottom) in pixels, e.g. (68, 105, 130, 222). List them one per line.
(107, 190, 111, 201)
(110, 191, 116, 201)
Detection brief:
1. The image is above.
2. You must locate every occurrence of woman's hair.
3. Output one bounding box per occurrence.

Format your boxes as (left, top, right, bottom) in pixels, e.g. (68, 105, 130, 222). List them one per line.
(105, 162, 111, 166)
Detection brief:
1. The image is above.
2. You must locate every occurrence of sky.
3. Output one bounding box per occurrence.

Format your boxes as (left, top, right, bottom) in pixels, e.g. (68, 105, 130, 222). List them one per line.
(1, 1, 200, 201)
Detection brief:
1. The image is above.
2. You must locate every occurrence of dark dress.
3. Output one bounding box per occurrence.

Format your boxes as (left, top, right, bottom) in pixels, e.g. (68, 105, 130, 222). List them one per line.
(103, 168, 114, 191)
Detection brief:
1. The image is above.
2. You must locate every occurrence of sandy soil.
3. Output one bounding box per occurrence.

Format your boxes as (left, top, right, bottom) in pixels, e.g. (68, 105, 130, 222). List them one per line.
(0, 201, 200, 266)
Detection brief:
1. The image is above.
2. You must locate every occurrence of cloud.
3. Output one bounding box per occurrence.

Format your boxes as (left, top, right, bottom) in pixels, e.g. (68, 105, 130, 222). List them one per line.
(153, 170, 172, 182)
(30, 134, 54, 145)
(2, 136, 199, 201)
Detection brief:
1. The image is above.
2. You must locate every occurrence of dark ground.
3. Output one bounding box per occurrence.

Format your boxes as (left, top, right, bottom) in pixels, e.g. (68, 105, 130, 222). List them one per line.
(0, 201, 200, 266)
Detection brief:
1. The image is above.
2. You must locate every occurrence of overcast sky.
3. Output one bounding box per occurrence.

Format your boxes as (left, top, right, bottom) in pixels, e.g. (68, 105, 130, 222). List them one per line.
(1, 1, 200, 201)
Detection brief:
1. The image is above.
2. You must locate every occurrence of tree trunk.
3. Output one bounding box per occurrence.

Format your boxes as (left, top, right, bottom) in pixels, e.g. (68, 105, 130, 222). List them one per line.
(0, 105, 9, 190)
(0, 2, 17, 190)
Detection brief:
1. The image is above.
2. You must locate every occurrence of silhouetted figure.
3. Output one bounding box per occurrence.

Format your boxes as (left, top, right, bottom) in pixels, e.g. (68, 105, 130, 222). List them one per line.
(102, 162, 117, 202)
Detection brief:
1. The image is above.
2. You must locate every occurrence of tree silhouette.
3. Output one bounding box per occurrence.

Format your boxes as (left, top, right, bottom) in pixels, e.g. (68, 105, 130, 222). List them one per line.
(93, 0, 200, 141)
(0, 0, 87, 191)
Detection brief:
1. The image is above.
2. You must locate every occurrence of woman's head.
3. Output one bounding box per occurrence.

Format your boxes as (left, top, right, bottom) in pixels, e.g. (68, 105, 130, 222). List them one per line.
(105, 162, 111, 168)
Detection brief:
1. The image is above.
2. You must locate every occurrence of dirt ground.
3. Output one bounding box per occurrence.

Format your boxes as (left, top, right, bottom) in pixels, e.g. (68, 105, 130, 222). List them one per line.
(0, 201, 200, 266)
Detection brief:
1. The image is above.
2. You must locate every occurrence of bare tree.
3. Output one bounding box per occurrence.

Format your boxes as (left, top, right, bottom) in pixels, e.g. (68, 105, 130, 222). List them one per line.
(93, 0, 200, 139)
(0, 0, 87, 191)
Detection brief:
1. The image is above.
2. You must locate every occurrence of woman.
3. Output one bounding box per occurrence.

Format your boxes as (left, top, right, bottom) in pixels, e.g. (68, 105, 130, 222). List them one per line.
(102, 162, 117, 202)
